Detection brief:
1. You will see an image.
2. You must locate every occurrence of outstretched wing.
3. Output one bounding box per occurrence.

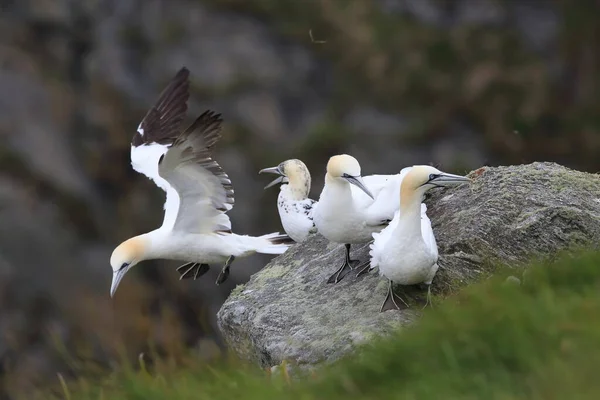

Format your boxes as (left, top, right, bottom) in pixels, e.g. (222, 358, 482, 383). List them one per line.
(130, 67, 190, 192)
(157, 111, 235, 234)
(132, 67, 190, 147)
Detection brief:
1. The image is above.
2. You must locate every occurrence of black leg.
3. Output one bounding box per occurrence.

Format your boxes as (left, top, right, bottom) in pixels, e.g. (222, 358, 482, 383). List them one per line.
(177, 262, 198, 280)
(355, 261, 372, 278)
(422, 284, 433, 309)
(194, 264, 210, 280)
(327, 244, 360, 284)
(380, 280, 409, 312)
(216, 256, 235, 285)
(177, 262, 211, 280)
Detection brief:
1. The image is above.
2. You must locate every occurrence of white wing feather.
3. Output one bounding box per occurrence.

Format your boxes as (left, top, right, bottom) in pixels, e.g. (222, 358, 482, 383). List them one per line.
(419, 203, 438, 260)
(361, 167, 413, 225)
(157, 111, 234, 234)
(130, 143, 182, 230)
(129, 67, 190, 230)
(369, 202, 430, 270)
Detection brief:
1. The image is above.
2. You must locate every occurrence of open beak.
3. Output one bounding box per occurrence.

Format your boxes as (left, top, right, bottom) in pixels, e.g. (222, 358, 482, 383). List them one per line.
(429, 172, 471, 187)
(259, 166, 286, 189)
(344, 175, 374, 199)
(110, 269, 128, 298)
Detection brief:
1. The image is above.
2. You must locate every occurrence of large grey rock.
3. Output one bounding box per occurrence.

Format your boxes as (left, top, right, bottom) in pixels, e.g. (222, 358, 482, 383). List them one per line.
(217, 162, 600, 368)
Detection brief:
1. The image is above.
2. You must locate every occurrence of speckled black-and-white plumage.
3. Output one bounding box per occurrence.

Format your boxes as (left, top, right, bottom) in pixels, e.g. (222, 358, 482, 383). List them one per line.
(276, 185, 318, 243)
(260, 159, 318, 243)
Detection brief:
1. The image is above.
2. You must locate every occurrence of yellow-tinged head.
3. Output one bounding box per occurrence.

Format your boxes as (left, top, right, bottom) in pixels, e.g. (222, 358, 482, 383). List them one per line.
(259, 159, 311, 198)
(400, 165, 470, 207)
(326, 154, 361, 178)
(325, 154, 373, 199)
(109, 237, 147, 297)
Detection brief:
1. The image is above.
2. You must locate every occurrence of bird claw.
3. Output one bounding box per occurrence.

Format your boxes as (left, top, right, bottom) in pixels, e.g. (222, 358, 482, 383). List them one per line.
(177, 262, 210, 280)
(380, 281, 409, 312)
(326, 260, 354, 284)
(177, 262, 198, 280)
(422, 285, 433, 310)
(327, 244, 360, 284)
(216, 267, 229, 285)
(193, 263, 210, 280)
(355, 261, 372, 278)
(215, 255, 235, 285)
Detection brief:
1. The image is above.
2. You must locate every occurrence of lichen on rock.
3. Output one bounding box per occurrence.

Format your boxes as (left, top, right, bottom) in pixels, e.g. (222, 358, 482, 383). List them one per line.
(217, 162, 600, 369)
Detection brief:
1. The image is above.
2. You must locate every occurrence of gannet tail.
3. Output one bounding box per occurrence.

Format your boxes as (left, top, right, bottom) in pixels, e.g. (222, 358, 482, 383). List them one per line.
(250, 232, 295, 255)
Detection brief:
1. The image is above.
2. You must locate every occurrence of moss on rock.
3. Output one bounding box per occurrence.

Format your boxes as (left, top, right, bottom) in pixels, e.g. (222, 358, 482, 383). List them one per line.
(218, 162, 600, 369)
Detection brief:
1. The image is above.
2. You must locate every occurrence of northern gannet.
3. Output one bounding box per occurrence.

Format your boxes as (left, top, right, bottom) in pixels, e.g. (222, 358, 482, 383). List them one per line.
(312, 154, 413, 284)
(259, 159, 317, 243)
(369, 165, 470, 312)
(109, 67, 292, 297)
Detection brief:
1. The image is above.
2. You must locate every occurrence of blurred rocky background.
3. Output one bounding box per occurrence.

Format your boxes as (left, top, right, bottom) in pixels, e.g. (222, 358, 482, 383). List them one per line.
(0, 0, 598, 396)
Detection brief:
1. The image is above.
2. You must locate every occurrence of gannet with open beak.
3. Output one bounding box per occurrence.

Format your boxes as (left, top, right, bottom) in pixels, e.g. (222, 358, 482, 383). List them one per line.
(312, 154, 416, 284)
(109, 67, 292, 297)
(369, 165, 470, 312)
(259, 159, 317, 243)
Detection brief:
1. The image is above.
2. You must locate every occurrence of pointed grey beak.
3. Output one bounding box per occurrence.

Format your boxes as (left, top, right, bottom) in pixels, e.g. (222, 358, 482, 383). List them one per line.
(343, 174, 374, 199)
(259, 166, 286, 189)
(429, 172, 471, 187)
(110, 269, 128, 298)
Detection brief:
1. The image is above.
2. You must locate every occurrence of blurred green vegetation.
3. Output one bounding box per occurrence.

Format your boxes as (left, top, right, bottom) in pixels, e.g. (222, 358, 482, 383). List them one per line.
(30, 249, 600, 399)
(3, 1, 600, 398)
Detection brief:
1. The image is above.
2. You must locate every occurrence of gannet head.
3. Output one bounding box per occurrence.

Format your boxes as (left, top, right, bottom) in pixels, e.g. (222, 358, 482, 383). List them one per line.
(259, 159, 311, 198)
(109, 237, 146, 297)
(401, 165, 470, 204)
(325, 154, 374, 199)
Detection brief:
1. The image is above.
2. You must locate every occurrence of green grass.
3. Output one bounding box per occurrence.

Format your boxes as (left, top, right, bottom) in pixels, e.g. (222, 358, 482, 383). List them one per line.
(42, 250, 600, 399)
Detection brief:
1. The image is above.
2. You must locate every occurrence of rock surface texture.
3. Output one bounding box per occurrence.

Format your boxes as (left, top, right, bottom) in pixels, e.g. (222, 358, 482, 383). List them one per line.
(217, 162, 600, 368)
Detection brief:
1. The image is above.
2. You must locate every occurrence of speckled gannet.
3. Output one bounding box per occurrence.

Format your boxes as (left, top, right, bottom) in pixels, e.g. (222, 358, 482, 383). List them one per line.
(259, 159, 317, 243)
(312, 154, 416, 284)
(109, 67, 292, 297)
(369, 165, 470, 312)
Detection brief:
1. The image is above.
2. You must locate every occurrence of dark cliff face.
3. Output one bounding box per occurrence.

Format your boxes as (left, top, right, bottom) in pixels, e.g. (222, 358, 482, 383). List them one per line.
(0, 0, 599, 395)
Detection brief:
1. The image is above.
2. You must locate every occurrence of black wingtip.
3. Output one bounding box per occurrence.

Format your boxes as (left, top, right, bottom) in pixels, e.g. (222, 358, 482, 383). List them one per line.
(133, 67, 192, 146)
(180, 109, 224, 148)
(268, 234, 296, 246)
(176, 66, 190, 77)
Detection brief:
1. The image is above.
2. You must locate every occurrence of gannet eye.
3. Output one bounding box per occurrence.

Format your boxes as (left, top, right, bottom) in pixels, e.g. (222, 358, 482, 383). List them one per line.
(119, 262, 130, 271)
(428, 173, 437, 181)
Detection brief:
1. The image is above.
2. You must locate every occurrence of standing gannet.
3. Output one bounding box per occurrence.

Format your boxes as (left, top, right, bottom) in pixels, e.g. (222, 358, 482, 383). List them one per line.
(312, 154, 415, 284)
(370, 165, 470, 312)
(258, 159, 317, 243)
(109, 67, 292, 297)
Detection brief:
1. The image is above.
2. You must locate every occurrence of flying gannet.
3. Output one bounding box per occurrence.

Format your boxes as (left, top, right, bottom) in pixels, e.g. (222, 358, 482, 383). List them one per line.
(312, 154, 418, 284)
(369, 165, 470, 312)
(109, 67, 292, 297)
(258, 159, 317, 243)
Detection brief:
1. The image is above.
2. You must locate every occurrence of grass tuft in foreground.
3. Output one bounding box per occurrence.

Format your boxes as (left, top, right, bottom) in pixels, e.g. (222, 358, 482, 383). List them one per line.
(40, 249, 600, 399)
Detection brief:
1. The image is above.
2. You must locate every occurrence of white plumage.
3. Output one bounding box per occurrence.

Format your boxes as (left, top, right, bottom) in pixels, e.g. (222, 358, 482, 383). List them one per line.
(109, 68, 292, 297)
(259, 159, 317, 243)
(311, 155, 424, 283)
(276, 191, 317, 243)
(369, 165, 470, 312)
(370, 203, 437, 285)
